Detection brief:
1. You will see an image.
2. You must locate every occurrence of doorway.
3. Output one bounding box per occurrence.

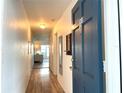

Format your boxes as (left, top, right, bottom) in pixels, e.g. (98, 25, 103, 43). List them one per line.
(33, 43, 50, 69)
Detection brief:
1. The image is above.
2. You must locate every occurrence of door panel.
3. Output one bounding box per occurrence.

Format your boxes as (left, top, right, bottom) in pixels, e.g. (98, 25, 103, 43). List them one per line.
(72, 0, 82, 24)
(72, 0, 103, 93)
(74, 27, 81, 70)
(73, 26, 84, 93)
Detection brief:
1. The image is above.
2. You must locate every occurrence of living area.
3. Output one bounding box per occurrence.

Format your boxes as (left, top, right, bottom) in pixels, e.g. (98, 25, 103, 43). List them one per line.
(33, 42, 49, 69)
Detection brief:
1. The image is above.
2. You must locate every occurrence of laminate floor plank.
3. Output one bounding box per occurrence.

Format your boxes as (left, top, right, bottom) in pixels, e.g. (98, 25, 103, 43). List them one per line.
(26, 68, 64, 93)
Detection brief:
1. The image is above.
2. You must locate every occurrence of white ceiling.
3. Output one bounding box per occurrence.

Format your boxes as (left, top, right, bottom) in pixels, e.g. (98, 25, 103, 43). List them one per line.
(23, 0, 72, 29)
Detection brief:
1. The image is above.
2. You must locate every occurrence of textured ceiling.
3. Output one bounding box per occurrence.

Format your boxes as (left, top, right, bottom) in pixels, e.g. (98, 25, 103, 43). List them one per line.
(23, 0, 72, 30)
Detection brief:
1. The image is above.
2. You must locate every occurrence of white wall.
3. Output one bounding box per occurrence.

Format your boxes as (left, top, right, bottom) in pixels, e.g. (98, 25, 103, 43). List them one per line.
(49, 33, 53, 73)
(0, 0, 4, 92)
(1, 0, 32, 93)
(49, 33, 56, 75)
(104, 0, 121, 93)
(119, 0, 124, 92)
(32, 30, 50, 45)
(51, 0, 78, 93)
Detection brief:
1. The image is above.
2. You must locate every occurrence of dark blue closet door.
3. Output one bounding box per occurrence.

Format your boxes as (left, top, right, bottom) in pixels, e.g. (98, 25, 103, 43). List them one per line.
(72, 0, 103, 93)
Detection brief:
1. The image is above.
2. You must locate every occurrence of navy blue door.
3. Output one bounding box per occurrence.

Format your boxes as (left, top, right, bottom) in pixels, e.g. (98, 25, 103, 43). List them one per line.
(72, 0, 103, 93)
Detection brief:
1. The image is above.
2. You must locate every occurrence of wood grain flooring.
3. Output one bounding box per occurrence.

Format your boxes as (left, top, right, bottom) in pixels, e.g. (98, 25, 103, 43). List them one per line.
(26, 68, 64, 93)
(33, 59, 49, 69)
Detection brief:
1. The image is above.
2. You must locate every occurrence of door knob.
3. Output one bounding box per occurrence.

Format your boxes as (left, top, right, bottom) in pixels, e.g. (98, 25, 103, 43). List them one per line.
(69, 66, 72, 70)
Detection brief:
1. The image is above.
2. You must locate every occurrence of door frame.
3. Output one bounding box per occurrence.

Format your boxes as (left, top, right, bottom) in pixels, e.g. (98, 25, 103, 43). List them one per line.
(104, 0, 121, 93)
(55, 32, 58, 76)
(0, 0, 4, 92)
(118, 0, 124, 92)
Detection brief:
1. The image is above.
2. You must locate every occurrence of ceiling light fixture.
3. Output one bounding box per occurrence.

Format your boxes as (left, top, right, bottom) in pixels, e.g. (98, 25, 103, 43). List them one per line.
(40, 24, 46, 29)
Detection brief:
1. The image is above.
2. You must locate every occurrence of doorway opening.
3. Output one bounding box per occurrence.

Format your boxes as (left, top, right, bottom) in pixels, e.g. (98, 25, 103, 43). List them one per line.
(33, 43, 50, 69)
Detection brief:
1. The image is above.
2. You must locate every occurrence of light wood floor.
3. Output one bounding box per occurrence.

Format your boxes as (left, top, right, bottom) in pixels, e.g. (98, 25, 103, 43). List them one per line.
(26, 67, 64, 93)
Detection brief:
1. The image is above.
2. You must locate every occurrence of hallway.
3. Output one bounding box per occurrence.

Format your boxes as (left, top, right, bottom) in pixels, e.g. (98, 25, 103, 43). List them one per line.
(0, 0, 123, 93)
(26, 68, 64, 93)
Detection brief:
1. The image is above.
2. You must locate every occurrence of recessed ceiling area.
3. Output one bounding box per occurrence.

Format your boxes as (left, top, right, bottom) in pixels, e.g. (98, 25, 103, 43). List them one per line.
(23, 0, 72, 30)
